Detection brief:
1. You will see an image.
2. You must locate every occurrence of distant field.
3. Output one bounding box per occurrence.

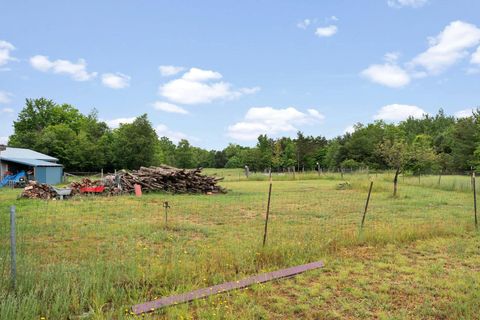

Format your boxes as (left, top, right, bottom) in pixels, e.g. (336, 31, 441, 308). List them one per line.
(0, 170, 479, 319)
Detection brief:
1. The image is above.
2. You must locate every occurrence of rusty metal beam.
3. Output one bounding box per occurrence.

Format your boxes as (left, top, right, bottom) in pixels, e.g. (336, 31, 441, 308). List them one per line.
(132, 260, 324, 315)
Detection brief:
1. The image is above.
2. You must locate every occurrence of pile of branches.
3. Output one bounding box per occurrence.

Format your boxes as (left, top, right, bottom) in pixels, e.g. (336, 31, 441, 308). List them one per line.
(111, 165, 226, 194)
(20, 181, 57, 199)
(69, 178, 103, 195)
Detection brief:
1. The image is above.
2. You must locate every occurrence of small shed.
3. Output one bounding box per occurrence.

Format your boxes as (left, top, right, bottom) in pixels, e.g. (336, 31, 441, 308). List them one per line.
(0, 147, 63, 184)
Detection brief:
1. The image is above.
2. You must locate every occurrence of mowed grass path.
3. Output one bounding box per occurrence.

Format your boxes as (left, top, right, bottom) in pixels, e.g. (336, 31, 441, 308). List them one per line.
(0, 172, 479, 319)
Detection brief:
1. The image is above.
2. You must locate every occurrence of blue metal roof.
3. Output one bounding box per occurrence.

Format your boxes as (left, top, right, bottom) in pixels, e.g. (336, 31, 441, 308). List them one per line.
(1, 157, 63, 167)
(0, 147, 58, 161)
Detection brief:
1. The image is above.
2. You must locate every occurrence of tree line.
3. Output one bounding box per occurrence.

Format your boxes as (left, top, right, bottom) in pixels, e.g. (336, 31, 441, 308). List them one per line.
(6, 98, 480, 174)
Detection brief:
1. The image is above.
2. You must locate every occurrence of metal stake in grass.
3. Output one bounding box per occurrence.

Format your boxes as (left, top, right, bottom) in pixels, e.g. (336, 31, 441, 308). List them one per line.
(163, 201, 170, 228)
(473, 172, 478, 230)
(360, 181, 373, 231)
(10, 205, 16, 289)
(263, 178, 273, 247)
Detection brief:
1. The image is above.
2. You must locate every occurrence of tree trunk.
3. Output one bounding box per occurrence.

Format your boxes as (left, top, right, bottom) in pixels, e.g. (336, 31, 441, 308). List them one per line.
(393, 167, 400, 197)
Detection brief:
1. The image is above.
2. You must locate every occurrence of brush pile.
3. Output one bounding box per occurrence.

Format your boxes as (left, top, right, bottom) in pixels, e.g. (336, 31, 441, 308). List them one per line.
(111, 166, 226, 194)
(20, 181, 57, 199)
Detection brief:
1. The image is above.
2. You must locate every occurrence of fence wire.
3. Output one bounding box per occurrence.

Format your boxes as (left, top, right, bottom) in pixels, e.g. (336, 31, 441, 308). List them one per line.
(0, 171, 477, 319)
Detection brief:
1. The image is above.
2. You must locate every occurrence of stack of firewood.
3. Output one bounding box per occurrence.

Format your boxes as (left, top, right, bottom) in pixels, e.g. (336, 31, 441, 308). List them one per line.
(112, 165, 226, 194)
(20, 165, 226, 199)
(20, 181, 57, 199)
(70, 178, 103, 195)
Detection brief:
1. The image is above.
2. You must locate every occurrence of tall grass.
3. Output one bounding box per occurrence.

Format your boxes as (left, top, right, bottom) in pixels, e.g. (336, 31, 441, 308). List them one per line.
(0, 172, 476, 319)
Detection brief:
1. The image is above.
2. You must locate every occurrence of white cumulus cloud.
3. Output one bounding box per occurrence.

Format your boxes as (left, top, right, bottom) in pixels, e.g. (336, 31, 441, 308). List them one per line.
(152, 101, 189, 114)
(362, 21, 480, 88)
(156, 124, 191, 143)
(0, 40, 16, 66)
(361, 63, 411, 88)
(471, 46, 480, 64)
(373, 104, 426, 122)
(101, 73, 131, 89)
(0, 136, 9, 145)
(159, 67, 259, 105)
(387, 0, 428, 8)
(181, 67, 222, 82)
(0, 91, 12, 104)
(159, 65, 185, 76)
(454, 108, 477, 118)
(104, 117, 136, 128)
(344, 125, 356, 134)
(410, 21, 480, 74)
(315, 25, 338, 37)
(30, 55, 97, 81)
(227, 107, 325, 141)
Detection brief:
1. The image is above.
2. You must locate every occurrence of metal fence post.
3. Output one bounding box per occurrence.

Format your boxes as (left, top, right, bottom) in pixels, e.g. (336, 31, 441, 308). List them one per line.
(262, 179, 273, 247)
(360, 181, 373, 231)
(10, 205, 16, 289)
(163, 201, 170, 228)
(473, 172, 478, 230)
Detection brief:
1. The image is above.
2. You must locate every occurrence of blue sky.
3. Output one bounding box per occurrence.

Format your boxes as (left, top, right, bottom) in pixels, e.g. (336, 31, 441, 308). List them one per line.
(0, 0, 479, 149)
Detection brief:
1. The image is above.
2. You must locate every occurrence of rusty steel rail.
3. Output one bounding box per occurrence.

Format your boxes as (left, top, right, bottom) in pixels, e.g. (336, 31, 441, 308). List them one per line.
(132, 260, 324, 315)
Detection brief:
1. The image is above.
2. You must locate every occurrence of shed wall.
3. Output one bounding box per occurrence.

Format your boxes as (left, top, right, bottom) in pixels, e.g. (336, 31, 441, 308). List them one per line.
(35, 167, 63, 184)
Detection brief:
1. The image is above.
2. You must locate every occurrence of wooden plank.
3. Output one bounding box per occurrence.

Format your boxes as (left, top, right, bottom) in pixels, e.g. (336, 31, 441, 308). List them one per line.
(132, 260, 324, 315)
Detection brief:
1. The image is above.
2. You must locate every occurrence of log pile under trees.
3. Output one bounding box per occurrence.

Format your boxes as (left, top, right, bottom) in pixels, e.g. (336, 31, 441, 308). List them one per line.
(109, 166, 226, 194)
(20, 181, 57, 199)
(19, 165, 226, 199)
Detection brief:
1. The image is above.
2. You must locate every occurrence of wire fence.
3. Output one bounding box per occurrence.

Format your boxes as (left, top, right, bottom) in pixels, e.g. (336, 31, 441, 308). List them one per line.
(0, 172, 477, 318)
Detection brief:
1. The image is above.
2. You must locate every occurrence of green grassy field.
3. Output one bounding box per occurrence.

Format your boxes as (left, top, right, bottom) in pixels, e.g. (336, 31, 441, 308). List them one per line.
(0, 171, 479, 319)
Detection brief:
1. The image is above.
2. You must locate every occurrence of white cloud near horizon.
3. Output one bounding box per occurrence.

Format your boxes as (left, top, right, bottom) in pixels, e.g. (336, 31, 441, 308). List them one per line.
(373, 104, 427, 122)
(104, 117, 136, 128)
(155, 124, 192, 143)
(454, 108, 477, 118)
(0, 91, 13, 104)
(387, 0, 428, 8)
(30, 55, 97, 81)
(159, 65, 185, 76)
(152, 101, 189, 114)
(0, 136, 9, 145)
(227, 107, 325, 141)
(344, 125, 356, 134)
(0, 40, 16, 67)
(159, 67, 259, 105)
(101, 73, 131, 89)
(315, 25, 338, 37)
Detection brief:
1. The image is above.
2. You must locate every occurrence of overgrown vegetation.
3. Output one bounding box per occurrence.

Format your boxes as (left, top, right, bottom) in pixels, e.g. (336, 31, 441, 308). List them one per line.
(0, 171, 478, 319)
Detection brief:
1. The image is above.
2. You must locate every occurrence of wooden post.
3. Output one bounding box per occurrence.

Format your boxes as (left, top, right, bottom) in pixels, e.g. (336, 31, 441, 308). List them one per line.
(101, 168, 104, 180)
(360, 181, 373, 231)
(473, 172, 478, 230)
(163, 201, 170, 228)
(263, 179, 273, 246)
(10, 206, 16, 289)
